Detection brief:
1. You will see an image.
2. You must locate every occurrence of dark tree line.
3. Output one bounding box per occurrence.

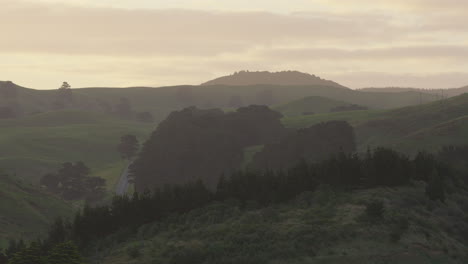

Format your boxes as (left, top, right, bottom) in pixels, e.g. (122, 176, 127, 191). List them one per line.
(131, 105, 286, 191)
(0, 240, 82, 264)
(117, 134, 139, 160)
(40, 162, 106, 201)
(250, 121, 356, 171)
(7, 147, 451, 259)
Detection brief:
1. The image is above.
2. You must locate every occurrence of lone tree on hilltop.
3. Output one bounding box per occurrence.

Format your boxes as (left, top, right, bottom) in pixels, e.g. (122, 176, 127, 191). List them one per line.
(56, 81, 73, 106)
(117, 134, 139, 160)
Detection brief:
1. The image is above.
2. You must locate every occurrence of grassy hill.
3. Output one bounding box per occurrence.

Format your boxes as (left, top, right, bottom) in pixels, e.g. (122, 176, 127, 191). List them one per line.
(96, 184, 467, 264)
(2, 81, 441, 123)
(0, 174, 72, 247)
(0, 110, 153, 188)
(0, 111, 153, 245)
(201, 70, 345, 87)
(281, 93, 468, 154)
(273, 96, 355, 117)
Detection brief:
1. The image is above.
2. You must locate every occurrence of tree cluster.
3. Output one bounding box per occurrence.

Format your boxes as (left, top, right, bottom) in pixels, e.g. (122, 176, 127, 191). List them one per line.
(117, 135, 139, 160)
(40, 162, 106, 201)
(250, 121, 356, 171)
(1, 240, 82, 264)
(131, 105, 286, 191)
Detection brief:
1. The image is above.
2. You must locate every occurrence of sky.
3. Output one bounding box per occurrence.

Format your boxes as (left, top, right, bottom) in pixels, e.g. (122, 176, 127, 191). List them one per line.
(1, 0, 468, 89)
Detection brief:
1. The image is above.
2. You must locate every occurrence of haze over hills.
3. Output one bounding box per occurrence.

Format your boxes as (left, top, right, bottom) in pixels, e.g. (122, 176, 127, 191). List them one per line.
(360, 85, 468, 97)
(201, 70, 345, 88)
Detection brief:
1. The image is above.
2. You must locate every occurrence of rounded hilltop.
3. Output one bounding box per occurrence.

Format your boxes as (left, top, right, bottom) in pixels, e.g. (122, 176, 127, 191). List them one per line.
(201, 70, 345, 88)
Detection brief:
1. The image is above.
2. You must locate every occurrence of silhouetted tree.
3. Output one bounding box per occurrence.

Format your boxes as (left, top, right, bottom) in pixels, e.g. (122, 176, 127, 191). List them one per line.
(46, 218, 68, 247)
(132, 106, 285, 191)
(426, 169, 445, 202)
(117, 135, 139, 160)
(9, 242, 45, 264)
(57, 82, 73, 105)
(47, 241, 82, 264)
(40, 162, 106, 201)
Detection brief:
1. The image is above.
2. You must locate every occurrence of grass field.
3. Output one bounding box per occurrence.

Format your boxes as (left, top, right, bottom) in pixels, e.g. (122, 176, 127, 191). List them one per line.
(0, 111, 154, 245)
(281, 93, 468, 154)
(273, 96, 352, 117)
(1, 81, 441, 123)
(0, 111, 154, 188)
(0, 174, 73, 247)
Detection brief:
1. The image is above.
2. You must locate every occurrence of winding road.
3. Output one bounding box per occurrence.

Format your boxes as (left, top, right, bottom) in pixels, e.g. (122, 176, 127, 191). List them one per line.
(115, 163, 131, 196)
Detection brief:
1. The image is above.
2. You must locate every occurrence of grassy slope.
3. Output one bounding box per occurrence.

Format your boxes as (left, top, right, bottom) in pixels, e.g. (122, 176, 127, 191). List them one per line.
(0, 174, 72, 247)
(281, 94, 468, 154)
(2, 82, 440, 123)
(98, 184, 468, 264)
(0, 111, 153, 188)
(273, 96, 352, 117)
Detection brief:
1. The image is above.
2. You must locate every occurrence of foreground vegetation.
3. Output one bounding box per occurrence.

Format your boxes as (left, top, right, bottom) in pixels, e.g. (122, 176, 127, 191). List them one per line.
(3, 146, 468, 263)
(0, 174, 72, 248)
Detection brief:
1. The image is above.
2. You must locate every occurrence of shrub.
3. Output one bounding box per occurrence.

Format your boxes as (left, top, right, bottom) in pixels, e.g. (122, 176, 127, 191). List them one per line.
(389, 217, 409, 242)
(366, 200, 385, 219)
(126, 244, 142, 259)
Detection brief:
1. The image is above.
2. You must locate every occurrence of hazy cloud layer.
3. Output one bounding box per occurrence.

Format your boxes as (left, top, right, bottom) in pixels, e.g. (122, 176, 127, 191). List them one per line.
(1, 0, 467, 89)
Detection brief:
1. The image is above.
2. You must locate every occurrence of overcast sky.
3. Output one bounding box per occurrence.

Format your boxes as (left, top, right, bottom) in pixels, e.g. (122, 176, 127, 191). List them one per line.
(1, 0, 468, 89)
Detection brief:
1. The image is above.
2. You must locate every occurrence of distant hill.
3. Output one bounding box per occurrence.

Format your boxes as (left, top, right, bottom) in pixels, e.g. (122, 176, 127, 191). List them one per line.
(273, 96, 363, 117)
(201, 71, 345, 87)
(0, 81, 440, 123)
(360, 85, 468, 97)
(282, 93, 468, 153)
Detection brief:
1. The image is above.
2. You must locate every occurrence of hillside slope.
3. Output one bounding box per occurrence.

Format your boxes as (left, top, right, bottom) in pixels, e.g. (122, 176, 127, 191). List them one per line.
(0, 111, 153, 187)
(98, 185, 468, 264)
(0, 174, 72, 247)
(282, 93, 468, 153)
(273, 96, 358, 117)
(1, 81, 440, 123)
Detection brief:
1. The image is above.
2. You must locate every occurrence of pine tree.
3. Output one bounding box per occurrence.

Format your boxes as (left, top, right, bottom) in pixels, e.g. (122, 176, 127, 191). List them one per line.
(47, 241, 82, 264)
(9, 242, 45, 264)
(426, 169, 445, 202)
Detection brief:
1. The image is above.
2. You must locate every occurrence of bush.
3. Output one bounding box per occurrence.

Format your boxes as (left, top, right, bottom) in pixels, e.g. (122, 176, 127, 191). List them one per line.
(126, 244, 142, 259)
(389, 217, 409, 242)
(165, 241, 207, 264)
(366, 200, 385, 219)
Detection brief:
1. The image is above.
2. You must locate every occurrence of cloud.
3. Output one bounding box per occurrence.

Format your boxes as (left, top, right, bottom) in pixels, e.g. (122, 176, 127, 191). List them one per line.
(259, 45, 468, 61)
(0, 0, 467, 89)
(0, 1, 428, 57)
